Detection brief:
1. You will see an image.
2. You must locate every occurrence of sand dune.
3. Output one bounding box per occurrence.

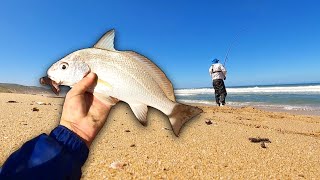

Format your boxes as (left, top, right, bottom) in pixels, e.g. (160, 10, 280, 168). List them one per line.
(0, 93, 319, 179)
(0, 83, 53, 94)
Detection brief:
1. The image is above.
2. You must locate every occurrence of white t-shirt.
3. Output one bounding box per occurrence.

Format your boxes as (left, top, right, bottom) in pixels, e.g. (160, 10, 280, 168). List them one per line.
(209, 63, 227, 80)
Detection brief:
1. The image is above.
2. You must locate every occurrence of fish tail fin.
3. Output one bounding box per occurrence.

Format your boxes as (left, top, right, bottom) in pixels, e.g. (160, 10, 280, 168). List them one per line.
(168, 103, 203, 136)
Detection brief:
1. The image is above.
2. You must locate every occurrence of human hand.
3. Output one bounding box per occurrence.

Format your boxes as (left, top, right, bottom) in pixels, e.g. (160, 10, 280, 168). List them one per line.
(60, 73, 111, 147)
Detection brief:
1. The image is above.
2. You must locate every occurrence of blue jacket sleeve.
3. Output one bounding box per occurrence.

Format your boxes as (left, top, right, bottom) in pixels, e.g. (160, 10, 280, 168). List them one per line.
(0, 125, 89, 180)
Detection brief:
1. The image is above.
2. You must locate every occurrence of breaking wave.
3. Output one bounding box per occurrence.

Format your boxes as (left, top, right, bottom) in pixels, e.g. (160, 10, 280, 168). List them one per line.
(175, 84, 320, 115)
(175, 85, 320, 95)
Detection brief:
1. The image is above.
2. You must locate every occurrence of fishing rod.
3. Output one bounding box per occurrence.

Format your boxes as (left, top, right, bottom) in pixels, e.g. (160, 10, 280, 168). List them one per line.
(223, 29, 245, 66)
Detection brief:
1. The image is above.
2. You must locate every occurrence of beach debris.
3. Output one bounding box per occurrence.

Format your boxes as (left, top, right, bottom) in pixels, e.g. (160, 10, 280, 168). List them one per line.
(36, 102, 47, 105)
(36, 101, 47, 105)
(3, 136, 8, 139)
(35, 102, 52, 105)
(40, 29, 203, 136)
(125, 130, 131, 132)
(130, 144, 136, 147)
(205, 119, 213, 125)
(32, 107, 39, 112)
(248, 137, 271, 143)
(249, 137, 271, 148)
(205, 119, 217, 126)
(161, 127, 171, 131)
(109, 161, 127, 169)
(7, 100, 18, 103)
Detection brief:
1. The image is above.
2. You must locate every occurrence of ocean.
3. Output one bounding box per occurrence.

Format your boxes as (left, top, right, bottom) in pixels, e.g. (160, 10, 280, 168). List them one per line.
(175, 83, 320, 115)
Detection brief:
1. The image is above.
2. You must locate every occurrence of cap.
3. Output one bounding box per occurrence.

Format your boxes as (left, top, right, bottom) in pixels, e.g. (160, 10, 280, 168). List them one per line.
(212, 58, 219, 63)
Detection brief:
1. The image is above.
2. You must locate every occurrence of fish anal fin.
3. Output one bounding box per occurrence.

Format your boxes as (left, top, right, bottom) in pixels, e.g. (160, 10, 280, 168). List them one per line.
(124, 51, 175, 101)
(94, 29, 116, 51)
(128, 103, 148, 126)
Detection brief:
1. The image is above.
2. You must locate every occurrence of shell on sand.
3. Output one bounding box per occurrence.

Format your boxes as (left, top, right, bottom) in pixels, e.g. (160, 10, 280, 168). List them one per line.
(36, 102, 46, 105)
(109, 161, 126, 169)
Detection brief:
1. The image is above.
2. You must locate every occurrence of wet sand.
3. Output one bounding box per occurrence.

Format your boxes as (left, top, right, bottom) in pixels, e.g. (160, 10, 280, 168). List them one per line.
(1, 93, 319, 179)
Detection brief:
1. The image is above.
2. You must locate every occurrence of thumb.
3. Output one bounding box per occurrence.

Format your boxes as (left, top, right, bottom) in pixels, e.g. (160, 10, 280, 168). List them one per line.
(69, 73, 98, 96)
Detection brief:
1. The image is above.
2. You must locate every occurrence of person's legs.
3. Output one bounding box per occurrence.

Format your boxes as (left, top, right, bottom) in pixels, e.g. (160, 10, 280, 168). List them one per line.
(213, 79, 227, 106)
(213, 80, 221, 106)
(215, 93, 220, 106)
(219, 80, 227, 105)
(220, 93, 227, 105)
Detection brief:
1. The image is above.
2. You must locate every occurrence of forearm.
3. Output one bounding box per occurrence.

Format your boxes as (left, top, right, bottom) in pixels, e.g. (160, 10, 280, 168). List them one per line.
(0, 125, 89, 180)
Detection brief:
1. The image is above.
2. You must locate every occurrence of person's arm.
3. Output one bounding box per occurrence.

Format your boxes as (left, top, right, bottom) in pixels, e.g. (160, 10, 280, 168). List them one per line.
(0, 126, 89, 180)
(0, 73, 112, 180)
(209, 65, 213, 75)
(220, 64, 227, 79)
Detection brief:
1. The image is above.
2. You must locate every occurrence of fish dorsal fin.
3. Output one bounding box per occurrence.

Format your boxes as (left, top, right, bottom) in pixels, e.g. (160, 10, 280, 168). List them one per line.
(128, 103, 148, 126)
(94, 29, 116, 51)
(124, 51, 176, 101)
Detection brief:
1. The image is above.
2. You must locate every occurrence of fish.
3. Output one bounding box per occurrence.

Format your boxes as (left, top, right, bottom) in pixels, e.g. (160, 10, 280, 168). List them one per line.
(40, 29, 203, 136)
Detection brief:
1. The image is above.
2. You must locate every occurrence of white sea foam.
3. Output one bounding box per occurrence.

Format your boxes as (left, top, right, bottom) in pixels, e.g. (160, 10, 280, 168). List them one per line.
(177, 99, 215, 105)
(178, 99, 320, 112)
(175, 85, 320, 95)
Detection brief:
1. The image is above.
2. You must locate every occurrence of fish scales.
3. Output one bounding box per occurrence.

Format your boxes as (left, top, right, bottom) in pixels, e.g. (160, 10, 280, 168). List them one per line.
(79, 49, 173, 114)
(40, 29, 203, 136)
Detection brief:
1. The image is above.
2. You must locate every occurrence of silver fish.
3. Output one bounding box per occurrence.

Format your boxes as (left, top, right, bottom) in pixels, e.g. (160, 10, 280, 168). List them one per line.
(40, 29, 202, 136)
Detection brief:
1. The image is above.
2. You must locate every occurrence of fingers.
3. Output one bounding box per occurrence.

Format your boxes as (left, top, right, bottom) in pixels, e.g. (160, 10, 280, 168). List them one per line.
(69, 73, 98, 96)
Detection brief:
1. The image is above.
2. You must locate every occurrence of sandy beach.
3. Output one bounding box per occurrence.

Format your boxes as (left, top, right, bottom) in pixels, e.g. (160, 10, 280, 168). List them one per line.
(1, 93, 319, 179)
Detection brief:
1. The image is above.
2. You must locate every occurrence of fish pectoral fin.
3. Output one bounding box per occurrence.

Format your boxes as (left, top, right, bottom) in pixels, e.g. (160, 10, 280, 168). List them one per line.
(93, 92, 119, 106)
(94, 29, 117, 51)
(98, 78, 112, 89)
(128, 103, 148, 126)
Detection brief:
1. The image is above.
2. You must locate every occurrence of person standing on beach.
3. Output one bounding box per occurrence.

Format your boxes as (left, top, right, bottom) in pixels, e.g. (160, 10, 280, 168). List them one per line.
(209, 58, 227, 106)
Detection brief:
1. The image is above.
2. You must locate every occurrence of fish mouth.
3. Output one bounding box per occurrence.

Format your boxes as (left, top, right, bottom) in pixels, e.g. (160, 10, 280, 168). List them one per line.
(40, 76, 61, 95)
(40, 69, 91, 95)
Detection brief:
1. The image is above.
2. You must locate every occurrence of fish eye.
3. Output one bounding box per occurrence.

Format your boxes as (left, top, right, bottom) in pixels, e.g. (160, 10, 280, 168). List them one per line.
(60, 62, 69, 70)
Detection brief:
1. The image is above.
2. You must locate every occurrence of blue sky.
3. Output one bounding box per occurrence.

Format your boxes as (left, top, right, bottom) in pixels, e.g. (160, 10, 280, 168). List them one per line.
(0, 0, 319, 88)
